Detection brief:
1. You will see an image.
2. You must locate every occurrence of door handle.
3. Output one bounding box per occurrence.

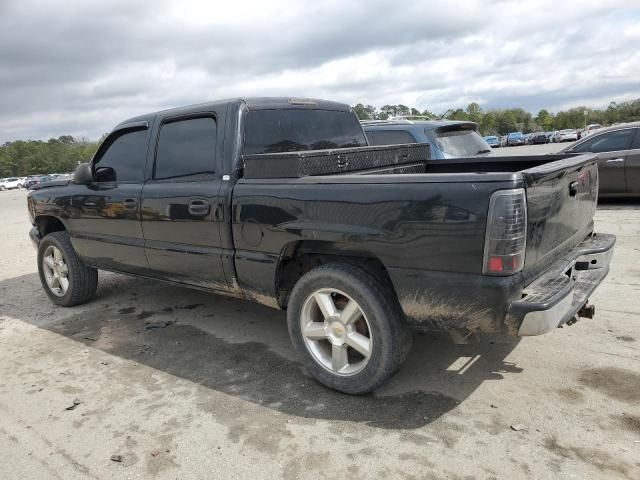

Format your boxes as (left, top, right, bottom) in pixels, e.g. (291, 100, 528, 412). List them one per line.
(188, 199, 210, 217)
(123, 198, 138, 210)
(606, 158, 624, 163)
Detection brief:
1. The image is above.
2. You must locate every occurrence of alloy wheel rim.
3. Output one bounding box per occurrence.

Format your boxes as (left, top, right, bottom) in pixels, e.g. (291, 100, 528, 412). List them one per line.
(300, 288, 372, 376)
(42, 245, 69, 297)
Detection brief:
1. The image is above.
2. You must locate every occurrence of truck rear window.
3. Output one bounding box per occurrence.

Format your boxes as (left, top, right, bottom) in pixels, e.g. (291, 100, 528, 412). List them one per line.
(243, 109, 367, 155)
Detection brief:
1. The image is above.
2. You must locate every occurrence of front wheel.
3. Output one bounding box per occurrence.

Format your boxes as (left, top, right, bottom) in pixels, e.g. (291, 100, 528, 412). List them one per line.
(287, 263, 411, 394)
(38, 231, 98, 306)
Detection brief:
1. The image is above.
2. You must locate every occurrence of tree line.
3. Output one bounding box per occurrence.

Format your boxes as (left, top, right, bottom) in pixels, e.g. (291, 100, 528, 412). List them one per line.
(353, 98, 640, 136)
(0, 135, 101, 177)
(2, 98, 639, 177)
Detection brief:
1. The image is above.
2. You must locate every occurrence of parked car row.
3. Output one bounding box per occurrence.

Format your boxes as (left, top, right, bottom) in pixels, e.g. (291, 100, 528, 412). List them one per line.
(482, 125, 606, 148)
(0, 174, 69, 191)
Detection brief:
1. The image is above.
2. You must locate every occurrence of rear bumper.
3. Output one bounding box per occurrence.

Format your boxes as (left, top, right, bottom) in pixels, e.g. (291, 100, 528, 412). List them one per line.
(510, 233, 616, 336)
(29, 226, 41, 249)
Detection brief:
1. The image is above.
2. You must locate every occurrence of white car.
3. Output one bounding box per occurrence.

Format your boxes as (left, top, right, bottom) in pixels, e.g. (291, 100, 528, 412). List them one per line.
(582, 124, 602, 138)
(0, 177, 22, 190)
(557, 129, 578, 142)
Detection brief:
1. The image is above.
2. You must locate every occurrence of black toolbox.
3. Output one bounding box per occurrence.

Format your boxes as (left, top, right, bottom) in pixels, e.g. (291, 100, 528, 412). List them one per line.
(242, 143, 430, 179)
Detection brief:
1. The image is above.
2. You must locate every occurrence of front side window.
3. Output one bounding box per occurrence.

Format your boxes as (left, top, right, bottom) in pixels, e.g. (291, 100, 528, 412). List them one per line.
(572, 129, 634, 153)
(155, 117, 217, 179)
(94, 129, 148, 182)
(365, 130, 417, 145)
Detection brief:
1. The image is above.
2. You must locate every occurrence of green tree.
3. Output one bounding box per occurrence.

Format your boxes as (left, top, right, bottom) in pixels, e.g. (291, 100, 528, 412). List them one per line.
(466, 102, 483, 124)
(352, 103, 371, 120)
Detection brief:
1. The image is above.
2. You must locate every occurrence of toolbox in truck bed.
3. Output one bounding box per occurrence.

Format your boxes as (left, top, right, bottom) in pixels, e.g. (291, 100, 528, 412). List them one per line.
(241, 143, 430, 179)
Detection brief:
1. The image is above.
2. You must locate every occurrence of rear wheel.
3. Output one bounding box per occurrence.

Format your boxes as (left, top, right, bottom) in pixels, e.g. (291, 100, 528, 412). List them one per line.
(38, 231, 98, 306)
(287, 263, 411, 394)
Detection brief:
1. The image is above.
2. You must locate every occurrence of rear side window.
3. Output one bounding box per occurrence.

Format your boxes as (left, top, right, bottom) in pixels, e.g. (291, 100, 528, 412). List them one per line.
(365, 130, 417, 145)
(94, 129, 148, 182)
(243, 109, 367, 155)
(572, 129, 634, 153)
(155, 117, 217, 179)
(427, 128, 490, 156)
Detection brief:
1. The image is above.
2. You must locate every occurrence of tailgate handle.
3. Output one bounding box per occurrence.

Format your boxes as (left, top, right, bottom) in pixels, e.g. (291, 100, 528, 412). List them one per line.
(569, 181, 578, 197)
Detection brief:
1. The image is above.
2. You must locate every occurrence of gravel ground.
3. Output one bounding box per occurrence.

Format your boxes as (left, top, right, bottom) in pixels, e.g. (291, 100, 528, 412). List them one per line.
(0, 160, 638, 479)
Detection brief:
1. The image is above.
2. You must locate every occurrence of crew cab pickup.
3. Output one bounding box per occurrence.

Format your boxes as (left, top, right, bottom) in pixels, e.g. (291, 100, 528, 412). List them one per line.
(27, 97, 615, 394)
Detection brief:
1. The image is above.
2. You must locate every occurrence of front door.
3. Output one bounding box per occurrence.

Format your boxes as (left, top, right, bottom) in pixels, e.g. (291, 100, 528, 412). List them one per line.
(141, 115, 228, 291)
(570, 128, 635, 195)
(68, 125, 150, 274)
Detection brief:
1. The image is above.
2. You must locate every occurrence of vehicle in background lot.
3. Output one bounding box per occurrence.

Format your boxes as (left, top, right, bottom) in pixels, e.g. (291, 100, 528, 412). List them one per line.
(506, 132, 525, 146)
(530, 132, 550, 144)
(26, 175, 54, 190)
(484, 135, 500, 148)
(561, 121, 640, 196)
(557, 129, 578, 142)
(0, 177, 22, 190)
(362, 119, 493, 159)
(26, 97, 615, 394)
(583, 124, 603, 138)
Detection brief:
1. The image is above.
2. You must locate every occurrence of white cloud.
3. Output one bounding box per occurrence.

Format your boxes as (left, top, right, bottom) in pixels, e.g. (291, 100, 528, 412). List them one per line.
(0, 0, 638, 141)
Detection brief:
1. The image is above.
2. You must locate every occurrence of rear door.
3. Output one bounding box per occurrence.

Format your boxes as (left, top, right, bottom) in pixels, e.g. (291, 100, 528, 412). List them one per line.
(141, 114, 228, 291)
(568, 128, 635, 194)
(625, 128, 640, 194)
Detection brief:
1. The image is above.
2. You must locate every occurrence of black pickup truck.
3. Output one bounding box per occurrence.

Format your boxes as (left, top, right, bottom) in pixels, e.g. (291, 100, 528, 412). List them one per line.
(27, 97, 615, 394)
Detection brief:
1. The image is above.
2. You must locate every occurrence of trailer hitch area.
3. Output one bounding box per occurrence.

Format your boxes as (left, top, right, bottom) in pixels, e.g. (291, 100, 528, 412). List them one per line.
(577, 302, 595, 319)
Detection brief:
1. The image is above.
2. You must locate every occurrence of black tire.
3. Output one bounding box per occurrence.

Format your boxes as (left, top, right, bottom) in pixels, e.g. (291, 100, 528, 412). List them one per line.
(287, 263, 412, 394)
(37, 231, 98, 307)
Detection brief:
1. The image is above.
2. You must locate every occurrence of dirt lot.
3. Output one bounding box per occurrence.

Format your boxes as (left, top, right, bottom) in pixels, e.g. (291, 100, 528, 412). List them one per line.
(0, 181, 639, 479)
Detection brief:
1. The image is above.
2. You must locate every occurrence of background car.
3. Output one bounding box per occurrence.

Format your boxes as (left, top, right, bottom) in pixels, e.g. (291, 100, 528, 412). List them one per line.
(583, 124, 603, 137)
(530, 132, 550, 144)
(0, 177, 22, 190)
(557, 129, 578, 142)
(483, 135, 500, 147)
(560, 121, 640, 196)
(25, 175, 54, 190)
(362, 119, 494, 159)
(506, 132, 525, 146)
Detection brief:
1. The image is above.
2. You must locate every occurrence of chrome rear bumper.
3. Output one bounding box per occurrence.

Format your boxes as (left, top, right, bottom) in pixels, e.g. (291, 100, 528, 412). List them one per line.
(509, 233, 615, 336)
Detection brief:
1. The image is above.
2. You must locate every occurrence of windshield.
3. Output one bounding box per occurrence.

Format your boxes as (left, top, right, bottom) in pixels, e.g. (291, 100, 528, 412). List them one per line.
(427, 127, 490, 156)
(243, 109, 367, 155)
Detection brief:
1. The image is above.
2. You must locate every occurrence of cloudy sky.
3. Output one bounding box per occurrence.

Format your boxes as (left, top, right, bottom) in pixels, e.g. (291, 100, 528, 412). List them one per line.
(1, 0, 639, 142)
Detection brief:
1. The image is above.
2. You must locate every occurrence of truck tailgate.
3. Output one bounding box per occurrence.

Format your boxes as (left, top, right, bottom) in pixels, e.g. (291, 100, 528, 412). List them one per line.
(522, 153, 599, 283)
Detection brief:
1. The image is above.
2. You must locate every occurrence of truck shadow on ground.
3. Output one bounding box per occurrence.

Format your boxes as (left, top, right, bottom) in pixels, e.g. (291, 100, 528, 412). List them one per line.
(1, 272, 522, 430)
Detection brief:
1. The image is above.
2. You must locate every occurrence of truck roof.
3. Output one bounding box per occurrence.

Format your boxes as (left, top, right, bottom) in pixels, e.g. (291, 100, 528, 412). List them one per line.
(115, 97, 351, 129)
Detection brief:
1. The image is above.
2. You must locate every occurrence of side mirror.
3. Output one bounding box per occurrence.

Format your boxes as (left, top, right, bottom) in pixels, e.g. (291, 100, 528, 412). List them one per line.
(73, 162, 93, 185)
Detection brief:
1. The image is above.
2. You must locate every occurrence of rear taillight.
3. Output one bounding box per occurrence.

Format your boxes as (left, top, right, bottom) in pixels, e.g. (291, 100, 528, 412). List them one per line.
(483, 188, 527, 275)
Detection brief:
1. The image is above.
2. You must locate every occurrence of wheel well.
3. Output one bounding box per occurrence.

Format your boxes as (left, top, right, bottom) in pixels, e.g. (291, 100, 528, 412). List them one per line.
(36, 216, 66, 237)
(275, 241, 397, 308)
